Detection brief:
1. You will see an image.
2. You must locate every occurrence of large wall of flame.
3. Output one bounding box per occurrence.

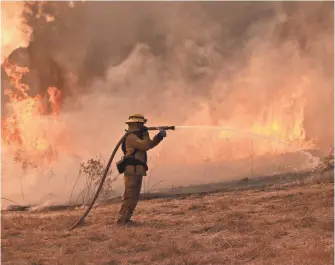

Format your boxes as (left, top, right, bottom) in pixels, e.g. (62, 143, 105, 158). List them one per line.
(1, 2, 333, 206)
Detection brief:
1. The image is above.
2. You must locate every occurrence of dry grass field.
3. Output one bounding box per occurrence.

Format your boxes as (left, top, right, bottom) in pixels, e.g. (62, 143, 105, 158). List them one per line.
(2, 181, 334, 265)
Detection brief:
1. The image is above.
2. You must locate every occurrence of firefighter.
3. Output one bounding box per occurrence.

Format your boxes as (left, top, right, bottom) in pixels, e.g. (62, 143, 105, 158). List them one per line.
(117, 114, 166, 225)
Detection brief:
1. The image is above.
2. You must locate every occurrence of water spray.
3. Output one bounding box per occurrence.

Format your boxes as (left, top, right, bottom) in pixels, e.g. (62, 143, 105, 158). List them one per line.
(174, 125, 289, 145)
(175, 125, 320, 167)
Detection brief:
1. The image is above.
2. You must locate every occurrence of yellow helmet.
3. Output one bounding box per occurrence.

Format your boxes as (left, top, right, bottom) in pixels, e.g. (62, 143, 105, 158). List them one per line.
(126, 113, 147, 124)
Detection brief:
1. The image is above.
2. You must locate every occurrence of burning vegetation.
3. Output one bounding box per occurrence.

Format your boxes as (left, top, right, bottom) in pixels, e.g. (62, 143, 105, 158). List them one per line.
(1, 1, 333, 206)
(2, 58, 61, 168)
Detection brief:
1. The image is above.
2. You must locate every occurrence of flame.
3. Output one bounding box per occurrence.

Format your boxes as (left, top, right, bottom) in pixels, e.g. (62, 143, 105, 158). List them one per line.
(2, 55, 313, 168)
(47, 86, 62, 117)
(217, 86, 315, 159)
(2, 58, 62, 167)
(250, 86, 313, 150)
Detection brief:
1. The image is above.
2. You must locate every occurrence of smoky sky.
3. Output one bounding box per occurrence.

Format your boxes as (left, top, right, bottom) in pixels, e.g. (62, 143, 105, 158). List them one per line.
(9, 2, 331, 92)
(2, 1, 334, 146)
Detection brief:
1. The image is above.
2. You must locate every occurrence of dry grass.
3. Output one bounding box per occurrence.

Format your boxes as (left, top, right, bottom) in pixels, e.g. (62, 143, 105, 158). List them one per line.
(2, 182, 333, 265)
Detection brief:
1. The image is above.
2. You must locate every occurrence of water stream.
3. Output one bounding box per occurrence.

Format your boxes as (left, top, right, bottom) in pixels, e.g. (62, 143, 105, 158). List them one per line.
(175, 125, 289, 145)
(174, 125, 320, 169)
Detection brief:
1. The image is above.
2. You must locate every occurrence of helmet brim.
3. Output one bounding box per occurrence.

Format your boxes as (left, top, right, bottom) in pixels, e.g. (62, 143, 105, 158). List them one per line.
(125, 118, 147, 124)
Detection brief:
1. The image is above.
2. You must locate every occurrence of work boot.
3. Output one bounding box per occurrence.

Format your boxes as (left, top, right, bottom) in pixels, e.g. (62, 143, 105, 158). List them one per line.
(125, 220, 137, 226)
(116, 219, 127, 225)
(116, 219, 137, 226)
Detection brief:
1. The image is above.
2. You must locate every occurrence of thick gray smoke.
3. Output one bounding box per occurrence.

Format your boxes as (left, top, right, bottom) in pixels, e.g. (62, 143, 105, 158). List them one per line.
(1, 2, 333, 206)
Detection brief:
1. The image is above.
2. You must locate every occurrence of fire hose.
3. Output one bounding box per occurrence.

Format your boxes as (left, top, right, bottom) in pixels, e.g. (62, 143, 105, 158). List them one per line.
(67, 126, 175, 231)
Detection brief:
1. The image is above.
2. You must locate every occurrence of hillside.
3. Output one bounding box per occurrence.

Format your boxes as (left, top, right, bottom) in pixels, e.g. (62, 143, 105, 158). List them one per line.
(2, 180, 333, 265)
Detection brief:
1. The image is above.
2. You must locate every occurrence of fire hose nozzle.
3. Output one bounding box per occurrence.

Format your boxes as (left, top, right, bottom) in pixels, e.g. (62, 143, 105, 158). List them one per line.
(147, 126, 175, 131)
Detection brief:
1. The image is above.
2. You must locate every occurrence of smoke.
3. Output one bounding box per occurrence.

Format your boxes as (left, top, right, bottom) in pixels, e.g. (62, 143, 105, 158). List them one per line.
(1, 1, 31, 62)
(1, 2, 333, 206)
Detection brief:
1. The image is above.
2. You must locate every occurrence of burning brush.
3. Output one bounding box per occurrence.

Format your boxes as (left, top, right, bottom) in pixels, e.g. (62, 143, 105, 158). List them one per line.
(2, 58, 62, 168)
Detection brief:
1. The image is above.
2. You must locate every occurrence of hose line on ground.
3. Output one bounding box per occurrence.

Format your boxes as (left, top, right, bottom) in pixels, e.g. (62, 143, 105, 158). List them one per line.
(67, 131, 134, 231)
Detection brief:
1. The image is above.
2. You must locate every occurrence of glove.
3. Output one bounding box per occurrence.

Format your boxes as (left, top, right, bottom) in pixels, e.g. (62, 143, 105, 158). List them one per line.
(140, 126, 149, 134)
(158, 129, 167, 138)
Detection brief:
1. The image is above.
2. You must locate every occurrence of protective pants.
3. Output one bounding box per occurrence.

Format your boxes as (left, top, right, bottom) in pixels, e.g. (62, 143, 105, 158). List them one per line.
(117, 175, 143, 224)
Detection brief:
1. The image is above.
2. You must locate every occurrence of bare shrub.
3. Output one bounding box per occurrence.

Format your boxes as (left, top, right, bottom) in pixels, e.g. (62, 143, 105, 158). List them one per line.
(69, 155, 119, 205)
